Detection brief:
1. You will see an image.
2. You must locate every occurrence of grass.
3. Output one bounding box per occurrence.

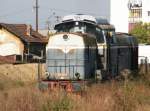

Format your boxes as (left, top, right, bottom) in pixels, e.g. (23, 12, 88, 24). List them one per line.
(0, 64, 150, 111)
(0, 78, 149, 111)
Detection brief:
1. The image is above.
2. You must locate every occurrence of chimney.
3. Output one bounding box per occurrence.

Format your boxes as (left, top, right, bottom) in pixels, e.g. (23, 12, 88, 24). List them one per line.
(26, 25, 32, 36)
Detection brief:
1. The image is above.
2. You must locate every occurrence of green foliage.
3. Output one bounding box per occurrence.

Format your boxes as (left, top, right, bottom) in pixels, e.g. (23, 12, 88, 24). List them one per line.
(130, 22, 150, 44)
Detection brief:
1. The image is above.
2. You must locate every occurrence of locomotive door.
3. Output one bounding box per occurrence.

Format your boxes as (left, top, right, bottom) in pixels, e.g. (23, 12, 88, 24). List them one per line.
(96, 29, 118, 78)
(106, 31, 118, 77)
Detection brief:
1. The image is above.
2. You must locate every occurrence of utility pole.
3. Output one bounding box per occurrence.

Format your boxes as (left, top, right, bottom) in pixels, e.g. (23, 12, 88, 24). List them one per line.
(34, 0, 39, 32)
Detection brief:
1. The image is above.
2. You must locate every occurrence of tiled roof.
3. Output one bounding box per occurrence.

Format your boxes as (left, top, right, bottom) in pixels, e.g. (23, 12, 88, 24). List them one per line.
(0, 23, 48, 43)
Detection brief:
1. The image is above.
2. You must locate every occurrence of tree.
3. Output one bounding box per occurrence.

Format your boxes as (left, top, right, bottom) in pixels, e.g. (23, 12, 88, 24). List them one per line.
(129, 22, 150, 44)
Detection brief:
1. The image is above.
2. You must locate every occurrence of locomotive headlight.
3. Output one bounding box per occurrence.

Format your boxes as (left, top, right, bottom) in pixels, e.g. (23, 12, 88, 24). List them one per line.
(63, 34, 69, 41)
(75, 72, 80, 80)
(45, 71, 50, 78)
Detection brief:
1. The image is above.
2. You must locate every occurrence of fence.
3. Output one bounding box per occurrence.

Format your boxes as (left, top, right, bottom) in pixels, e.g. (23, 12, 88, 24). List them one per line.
(139, 56, 150, 74)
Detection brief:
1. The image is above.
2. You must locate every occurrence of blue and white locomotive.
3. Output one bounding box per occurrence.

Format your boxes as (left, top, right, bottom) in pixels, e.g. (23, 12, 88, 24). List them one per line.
(41, 14, 138, 91)
(46, 15, 98, 81)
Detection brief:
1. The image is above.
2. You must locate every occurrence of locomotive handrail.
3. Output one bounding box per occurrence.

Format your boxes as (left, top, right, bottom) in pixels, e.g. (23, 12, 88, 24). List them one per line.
(47, 65, 85, 67)
(46, 58, 89, 61)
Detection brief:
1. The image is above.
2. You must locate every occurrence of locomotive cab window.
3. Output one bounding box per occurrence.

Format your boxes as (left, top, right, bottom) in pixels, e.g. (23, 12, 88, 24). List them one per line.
(55, 21, 98, 36)
(70, 22, 86, 33)
(105, 30, 116, 44)
(55, 21, 86, 33)
(95, 27, 104, 43)
(85, 23, 96, 36)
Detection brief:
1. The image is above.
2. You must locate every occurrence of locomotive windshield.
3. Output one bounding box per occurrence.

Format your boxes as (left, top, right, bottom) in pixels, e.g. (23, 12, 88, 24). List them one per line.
(55, 21, 94, 34)
(55, 21, 104, 43)
(55, 21, 84, 33)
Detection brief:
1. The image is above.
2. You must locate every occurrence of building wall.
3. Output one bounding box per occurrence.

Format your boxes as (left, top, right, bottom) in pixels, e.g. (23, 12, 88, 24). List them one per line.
(128, 0, 150, 32)
(110, 0, 129, 33)
(142, 0, 150, 22)
(99, 0, 150, 33)
(0, 28, 24, 56)
(139, 45, 150, 64)
(95, 0, 129, 33)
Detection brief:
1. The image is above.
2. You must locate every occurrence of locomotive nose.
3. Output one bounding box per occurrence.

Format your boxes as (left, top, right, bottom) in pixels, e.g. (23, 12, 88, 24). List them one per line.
(46, 33, 85, 80)
(46, 33, 97, 80)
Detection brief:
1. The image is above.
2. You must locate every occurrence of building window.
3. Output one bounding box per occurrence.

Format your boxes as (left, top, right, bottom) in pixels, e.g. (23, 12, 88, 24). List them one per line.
(148, 11, 150, 16)
(129, 9, 142, 18)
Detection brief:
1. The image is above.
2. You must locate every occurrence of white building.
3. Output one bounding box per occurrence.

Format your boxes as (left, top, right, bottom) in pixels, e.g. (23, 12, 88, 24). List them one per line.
(110, 0, 129, 33)
(85, 0, 129, 33)
(128, 0, 150, 31)
(86, 0, 129, 33)
(97, 0, 150, 33)
(141, 0, 150, 22)
(139, 44, 150, 64)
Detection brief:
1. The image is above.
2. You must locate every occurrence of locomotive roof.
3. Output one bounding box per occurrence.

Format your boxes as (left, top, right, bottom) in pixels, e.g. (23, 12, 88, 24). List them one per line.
(62, 14, 97, 24)
(96, 17, 115, 30)
(55, 18, 97, 28)
(55, 19, 115, 31)
(116, 33, 138, 46)
(96, 18, 109, 24)
(55, 14, 115, 31)
(55, 14, 116, 35)
(98, 24, 115, 30)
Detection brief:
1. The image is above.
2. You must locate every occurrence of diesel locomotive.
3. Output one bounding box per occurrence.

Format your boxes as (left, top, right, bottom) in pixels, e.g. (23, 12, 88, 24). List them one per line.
(39, 14, 138, 92)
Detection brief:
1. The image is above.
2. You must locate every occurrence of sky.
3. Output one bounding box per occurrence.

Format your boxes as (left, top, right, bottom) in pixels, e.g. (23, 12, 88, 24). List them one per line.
(0, 0, 110, 30)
